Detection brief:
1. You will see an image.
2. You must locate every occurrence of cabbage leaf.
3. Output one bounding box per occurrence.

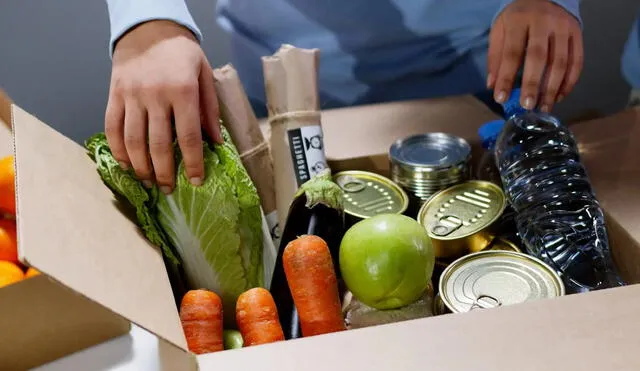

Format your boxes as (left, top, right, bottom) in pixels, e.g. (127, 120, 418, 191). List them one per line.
(85, 128, 264, 319)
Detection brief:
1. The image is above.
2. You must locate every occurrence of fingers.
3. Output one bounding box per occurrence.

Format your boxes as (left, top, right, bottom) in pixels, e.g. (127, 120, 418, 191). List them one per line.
(493, 23, 528, 104)
(123, 100, 153, 187)
(105, 93, 128, 168)
(173, 84, 205, 185)
(539, 32, 569, 112)
(520, 24, 549, 110)
(148, 103, 175, 193)
(487, 21, 505, 90)
(199, 63, 222, 144)
(559, 33, 584, 101)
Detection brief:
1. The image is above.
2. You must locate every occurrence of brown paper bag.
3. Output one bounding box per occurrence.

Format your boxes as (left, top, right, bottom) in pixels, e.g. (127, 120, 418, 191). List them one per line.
(262, 45, 330, 229)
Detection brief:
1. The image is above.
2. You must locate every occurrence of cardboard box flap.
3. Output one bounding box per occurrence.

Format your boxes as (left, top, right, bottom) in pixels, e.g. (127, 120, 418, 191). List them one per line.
(10, 105, 188, 351)
(0, 276, 130, 371)
(198, 285, 640, 370)
(574, 108, 640, 243)
(321, 95, 497, 161)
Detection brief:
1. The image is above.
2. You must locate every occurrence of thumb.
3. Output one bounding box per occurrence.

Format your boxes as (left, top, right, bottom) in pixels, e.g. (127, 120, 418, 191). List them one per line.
(199, 60, 222, 144)
(487, 20, 505, 89)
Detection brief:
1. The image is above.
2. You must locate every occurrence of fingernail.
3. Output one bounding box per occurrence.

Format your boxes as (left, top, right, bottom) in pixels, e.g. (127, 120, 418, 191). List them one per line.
(557, 94, 565, 102)
(523, 97, 534, 109)
(486, 74, 493, 88)
(142, 180, 153, 188)
(119, 161, 129, 170)
(496, 91, 506, 103)
(190, 177, 203, 186)
(540, 105, 550, 113)
(160, 186, 173, 195)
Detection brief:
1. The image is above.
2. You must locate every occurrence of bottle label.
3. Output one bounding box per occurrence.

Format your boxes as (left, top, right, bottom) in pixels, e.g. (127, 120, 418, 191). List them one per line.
(287, 125, 329, 186)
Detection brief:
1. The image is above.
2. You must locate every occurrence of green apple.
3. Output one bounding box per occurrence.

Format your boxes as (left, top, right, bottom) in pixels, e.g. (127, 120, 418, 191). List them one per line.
(339, 214, 434, 310)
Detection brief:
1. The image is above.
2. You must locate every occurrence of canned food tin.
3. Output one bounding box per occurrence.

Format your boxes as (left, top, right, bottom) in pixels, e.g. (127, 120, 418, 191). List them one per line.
(432, 293, 451, 316)
(484, 237, 522, 253)
(333, 171, 409, 221)
(389, 133, 471, 213)
(439, 250, 565, 314)
(418, 180, 506, 259)
(431, 259, 450, 295)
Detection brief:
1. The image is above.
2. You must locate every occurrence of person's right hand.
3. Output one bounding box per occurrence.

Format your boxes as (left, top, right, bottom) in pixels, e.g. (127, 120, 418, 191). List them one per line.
(106, 20, 222, 194)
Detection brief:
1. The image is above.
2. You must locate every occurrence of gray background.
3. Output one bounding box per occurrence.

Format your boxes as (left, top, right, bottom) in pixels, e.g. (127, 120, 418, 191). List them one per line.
(0, 0, 638, 143)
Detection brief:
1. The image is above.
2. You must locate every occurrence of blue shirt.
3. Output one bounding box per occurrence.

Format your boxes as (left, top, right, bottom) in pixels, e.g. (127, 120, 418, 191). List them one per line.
(622, 15, 640, 89)
(106, 0, 580, 115)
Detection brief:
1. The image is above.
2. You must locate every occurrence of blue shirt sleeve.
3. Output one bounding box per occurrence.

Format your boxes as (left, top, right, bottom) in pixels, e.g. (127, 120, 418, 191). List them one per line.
(105, 0, 202, 57)
(494, 0, 582, 27)
(621, 15, 640, 89)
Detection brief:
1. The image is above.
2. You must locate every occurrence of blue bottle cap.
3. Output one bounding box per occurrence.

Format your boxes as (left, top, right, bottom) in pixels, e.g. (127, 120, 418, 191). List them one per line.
(501, 88, 526, 118)
(478, 119, 505, 150)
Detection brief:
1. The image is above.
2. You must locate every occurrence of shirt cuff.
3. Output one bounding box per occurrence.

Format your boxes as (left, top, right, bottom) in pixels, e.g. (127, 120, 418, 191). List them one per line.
(493, 0, 582, 28)
(106, 0, 202, 58)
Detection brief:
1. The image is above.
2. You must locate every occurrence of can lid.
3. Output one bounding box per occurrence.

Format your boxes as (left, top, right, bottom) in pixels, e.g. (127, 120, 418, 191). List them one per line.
(389, 133, 471, 169)
(418, 180, 506, 241)
(333, 171, 409, 219)
(439, 250, 565, 313)
(478, 120, 505, 150)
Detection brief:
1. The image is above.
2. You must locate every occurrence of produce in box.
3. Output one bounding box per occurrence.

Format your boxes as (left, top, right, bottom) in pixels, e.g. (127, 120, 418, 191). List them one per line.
(85, 127, 264, 323)
(180, 289, 224, 355)
(339, 214, 435, 310)
(269, 169, 346, 339)
(236, 287, 285, 346)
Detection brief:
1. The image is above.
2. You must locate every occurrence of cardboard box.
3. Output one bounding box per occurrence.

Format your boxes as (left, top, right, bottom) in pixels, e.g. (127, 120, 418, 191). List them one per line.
(0, 91, 130, 371)
(5, 92, 640, 370)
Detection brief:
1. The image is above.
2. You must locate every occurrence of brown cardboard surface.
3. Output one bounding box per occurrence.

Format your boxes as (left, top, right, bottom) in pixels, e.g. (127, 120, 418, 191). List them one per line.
(572, 108, 640, 283)
(0, 276, 130, 371)
(199, 285, 640, 370)
(10, 105, 188, 352)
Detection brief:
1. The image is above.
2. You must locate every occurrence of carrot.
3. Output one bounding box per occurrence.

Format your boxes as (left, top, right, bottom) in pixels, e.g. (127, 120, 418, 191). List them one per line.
(283, 235, 346, 337)
(236, 287, 285, 346)
(179, 289, 224, 354)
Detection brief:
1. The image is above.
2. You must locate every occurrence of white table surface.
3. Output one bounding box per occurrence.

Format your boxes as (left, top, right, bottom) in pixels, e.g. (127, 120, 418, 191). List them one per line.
(33, 325, 162, 371)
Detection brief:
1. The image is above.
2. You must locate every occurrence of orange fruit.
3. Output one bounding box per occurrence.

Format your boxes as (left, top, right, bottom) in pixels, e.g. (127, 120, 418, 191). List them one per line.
(25, 267, 41, 278)
(0, 261, 24, 288)
(0, 219, 17, 263)
(0, 156, 16, 215)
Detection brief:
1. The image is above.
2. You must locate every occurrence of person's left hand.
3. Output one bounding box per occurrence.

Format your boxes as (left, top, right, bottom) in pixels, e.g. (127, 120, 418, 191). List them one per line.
(487, 0, 583, 112)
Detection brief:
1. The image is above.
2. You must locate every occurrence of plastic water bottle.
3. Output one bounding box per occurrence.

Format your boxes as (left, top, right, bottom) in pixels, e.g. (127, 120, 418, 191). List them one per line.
(477, 119, 506, 186)
(492, 89, 624, 294)
(477, 119, 519, 244)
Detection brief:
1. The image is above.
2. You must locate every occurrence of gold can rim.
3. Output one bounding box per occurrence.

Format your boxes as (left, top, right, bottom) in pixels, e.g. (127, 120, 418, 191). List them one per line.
(439, 250, 565, 314)
(417, 180, 507, 241)
(485, 237, 523, 253)
(333, 170, 409, 219)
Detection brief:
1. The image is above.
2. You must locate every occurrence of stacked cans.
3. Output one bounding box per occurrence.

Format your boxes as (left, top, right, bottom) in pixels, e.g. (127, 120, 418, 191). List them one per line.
(389, 133, 471, 215)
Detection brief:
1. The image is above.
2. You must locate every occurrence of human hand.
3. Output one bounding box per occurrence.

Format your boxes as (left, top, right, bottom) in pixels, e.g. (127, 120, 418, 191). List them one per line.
(106, 20, 222, 194)
(488, 0, 584, 112)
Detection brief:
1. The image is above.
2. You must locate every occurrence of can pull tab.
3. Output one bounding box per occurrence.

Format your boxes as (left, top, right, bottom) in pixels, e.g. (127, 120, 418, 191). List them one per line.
(470, 294, 501, 310)
(337, 175, 366, 193)
(430, 215, 463, 236)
